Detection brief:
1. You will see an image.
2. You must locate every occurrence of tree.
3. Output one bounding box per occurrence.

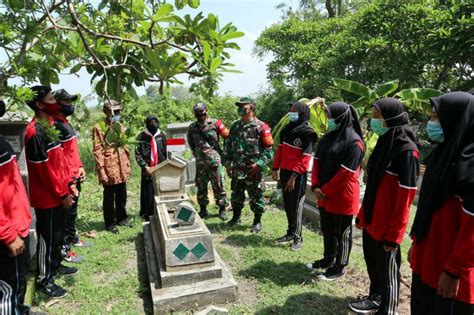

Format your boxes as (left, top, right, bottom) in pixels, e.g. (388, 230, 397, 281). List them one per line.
(0, 0, 244, 109)
(256, 1, 473, 100)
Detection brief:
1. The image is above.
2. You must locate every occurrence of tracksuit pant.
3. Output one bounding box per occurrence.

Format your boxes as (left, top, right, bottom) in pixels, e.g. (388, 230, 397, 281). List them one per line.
(411, 274, 473, 315)
(139, 175, 155, 220)
(36, 207, 64, 286)
(64, 181, 81, 245)
(363, 231, 401, 315)
(319, 207, 353, 266)
(103, 183, 128, 229)
(0, 237, 29, 315)
(280, 169, 307, 242)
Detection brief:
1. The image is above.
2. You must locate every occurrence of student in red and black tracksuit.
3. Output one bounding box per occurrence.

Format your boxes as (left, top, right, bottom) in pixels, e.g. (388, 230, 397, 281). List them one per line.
(307, 102, 364, 281)
(53, 89, 89, 263)
(272, 101, 317, 251)
(24, 86, 78, 298)
(410, 92, 474, 315)
(0, 101, 32, 315)
(349, 98, 420, 315)
(135, 115, 167, 220)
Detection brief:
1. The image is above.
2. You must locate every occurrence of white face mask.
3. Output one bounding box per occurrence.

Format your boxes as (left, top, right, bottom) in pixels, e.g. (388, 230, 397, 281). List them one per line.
(288, 112, 299, 122)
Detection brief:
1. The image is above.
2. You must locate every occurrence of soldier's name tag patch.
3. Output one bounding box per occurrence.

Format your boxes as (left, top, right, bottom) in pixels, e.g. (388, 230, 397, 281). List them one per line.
(294, 138, 302, 147)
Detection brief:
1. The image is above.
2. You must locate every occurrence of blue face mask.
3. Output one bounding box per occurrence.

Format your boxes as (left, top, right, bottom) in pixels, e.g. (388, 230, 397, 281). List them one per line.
(111, 115, 120, 123)
(426, 120, 444, 142)
(288, 112, 299, 122)
(60, 105, 75, 116)
(327, 119, 338, 131)
(370, 118, 389, 136)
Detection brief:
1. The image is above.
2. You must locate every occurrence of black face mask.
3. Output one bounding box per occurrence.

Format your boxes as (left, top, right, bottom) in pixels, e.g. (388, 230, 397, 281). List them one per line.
(0, 100, 5, 118)
(60, 105, 75, 116)
(147, 125, 158, 134)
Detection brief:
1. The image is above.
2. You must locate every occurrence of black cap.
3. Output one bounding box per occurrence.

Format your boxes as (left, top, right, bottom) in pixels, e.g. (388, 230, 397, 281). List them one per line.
(193, 102, 207, 112)
(26, 85, 52, 110)
(54, 89, 78, 102)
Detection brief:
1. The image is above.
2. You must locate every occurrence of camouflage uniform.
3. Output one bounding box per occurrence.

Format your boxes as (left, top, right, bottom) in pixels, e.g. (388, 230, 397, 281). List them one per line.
(224, 118, 274, 217)
(187, 118, 229, 208)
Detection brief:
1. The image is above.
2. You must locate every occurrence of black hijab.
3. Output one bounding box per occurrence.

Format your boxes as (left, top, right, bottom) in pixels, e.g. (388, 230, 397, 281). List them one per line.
(411, 92, 474, 241)
(363, 97, 418, 224)
(280, 101, 317, 142)
(317, 102, 363, 186)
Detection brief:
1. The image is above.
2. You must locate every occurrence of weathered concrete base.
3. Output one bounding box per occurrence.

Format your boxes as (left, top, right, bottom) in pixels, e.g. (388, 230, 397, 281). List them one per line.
(143, 222, 237, 314)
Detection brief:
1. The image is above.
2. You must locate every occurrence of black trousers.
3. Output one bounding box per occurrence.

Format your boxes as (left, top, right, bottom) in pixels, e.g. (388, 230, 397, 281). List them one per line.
(411, 273, 473, 315)
(0, 236, 29, 315)
(280, 169, 307, 241)
(103, 183, 128, 229)
(319, 207, 353, 266)
(363, 231, 401, 315)
(36, 207, 64, 286)
(140, 175, 155, 219)
(65, 181, 81, 245)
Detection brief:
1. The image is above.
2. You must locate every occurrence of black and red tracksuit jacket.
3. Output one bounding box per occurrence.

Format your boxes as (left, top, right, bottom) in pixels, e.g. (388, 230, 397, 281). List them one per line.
(54, 116, 83, 180)
(410, 196, 474, 304)
(0, 136, 32, 245)
(272, 135, 313, 176)
(24, 117, 70, 209)
(357, 150, 420, 247)
(311, 140, 364, 216)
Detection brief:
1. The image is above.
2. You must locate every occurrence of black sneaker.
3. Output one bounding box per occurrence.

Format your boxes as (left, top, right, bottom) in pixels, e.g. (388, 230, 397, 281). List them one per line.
(305, 258, 335, 270)
(226, 218, 241, 227)
(39, 283, 67, 298)
(57, 265, 79, 277)
(107, 225, 119, 234)
(348, 296, 381, 314)
(276, 234, 293, 245)
(251, 222, 262, 234)
(118, 219, 133, 228)
(317, 265, 345, 281)
(290, 240, 303, 251)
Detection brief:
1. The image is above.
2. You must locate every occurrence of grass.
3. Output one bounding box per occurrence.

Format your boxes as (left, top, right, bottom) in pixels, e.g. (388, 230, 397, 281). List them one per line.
(32, 171, 414, 314)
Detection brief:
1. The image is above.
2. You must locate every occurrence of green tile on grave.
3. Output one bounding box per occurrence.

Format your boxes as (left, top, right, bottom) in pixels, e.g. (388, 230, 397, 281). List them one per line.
(176, 207, 193, 222)
(191, 242, 208, 259)
(173, 243, 190, 261)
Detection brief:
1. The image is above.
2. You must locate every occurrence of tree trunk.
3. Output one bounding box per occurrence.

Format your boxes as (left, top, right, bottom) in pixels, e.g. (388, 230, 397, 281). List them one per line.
(326, 0, 335, 17)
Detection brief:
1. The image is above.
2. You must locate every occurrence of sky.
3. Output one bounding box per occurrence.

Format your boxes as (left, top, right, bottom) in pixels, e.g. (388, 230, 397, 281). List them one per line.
(40, 0, 300, 101)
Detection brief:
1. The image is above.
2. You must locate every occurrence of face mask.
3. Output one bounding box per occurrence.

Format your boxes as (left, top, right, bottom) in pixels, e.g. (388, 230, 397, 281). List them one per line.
(288, 112, 299, 122)
(327, 119, 338, 131)
(426, 120, 444, 142)
(111, 115, 120, 123)
(60, 105, 75, 116)
(42, 102, 61, 116)
(370, 118, 389, 136)
(237, 106, 248, 116)
(147, 125, 158, 135)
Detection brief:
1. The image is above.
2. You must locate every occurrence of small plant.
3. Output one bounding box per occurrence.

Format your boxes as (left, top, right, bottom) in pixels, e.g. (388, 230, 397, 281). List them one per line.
(37, 118, 61, 142)
(97, 121, 142, 148)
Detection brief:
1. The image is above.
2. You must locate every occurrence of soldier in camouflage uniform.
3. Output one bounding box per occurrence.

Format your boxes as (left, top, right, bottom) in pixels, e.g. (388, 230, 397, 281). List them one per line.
(187, 103, 230, 220)
(224, 96, 274, 233)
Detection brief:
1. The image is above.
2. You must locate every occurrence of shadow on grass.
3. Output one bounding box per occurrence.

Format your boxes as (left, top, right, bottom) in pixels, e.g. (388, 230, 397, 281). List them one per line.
(222, 233, 280, 249)
(76, 219, 106, 233)
(239, 260, 311, 286)
(255, 292, 351, 315)
(135, 233, 154, 315)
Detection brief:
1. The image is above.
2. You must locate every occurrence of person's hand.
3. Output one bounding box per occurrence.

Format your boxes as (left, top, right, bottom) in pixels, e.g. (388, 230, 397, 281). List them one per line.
(272, 170, 279, 181)
(383, 245, 396, 252)
(285, 176, 296, 192)
(437, 272, 460, 299)
(62, 195, 75, 209)
(145, 166, 153, 176)
(226, 167, 233, 177)
(7, 236, 25, 257)
(70, 184, 79, 198)
(247, 163, 260, 179)
(78, 167, 87, 182)
(313, 188, 326, 200)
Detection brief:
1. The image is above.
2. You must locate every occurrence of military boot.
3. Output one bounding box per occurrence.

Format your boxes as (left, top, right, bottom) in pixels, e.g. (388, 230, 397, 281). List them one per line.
(199, 205, 208, 218)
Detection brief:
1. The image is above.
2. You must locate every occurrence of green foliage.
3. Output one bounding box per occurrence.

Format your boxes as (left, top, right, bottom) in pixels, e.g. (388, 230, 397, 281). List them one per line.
(256, 1, 473, 99)
(0, 0, 243, 106)
(36, 118, 61, 142)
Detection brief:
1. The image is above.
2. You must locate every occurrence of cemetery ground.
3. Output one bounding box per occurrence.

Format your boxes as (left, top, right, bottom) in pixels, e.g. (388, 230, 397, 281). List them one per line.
(33, 172, 414, 314)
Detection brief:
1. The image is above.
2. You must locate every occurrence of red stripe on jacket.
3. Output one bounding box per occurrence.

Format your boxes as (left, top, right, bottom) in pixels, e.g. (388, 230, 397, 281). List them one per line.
(410, 197, 474, 304)
(273, 142, 312, 175)
(357, 150, 419, 246)
(0, 147, 32, 245)
(25, 118, 70, 209)
(311, 141, 364, 215)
